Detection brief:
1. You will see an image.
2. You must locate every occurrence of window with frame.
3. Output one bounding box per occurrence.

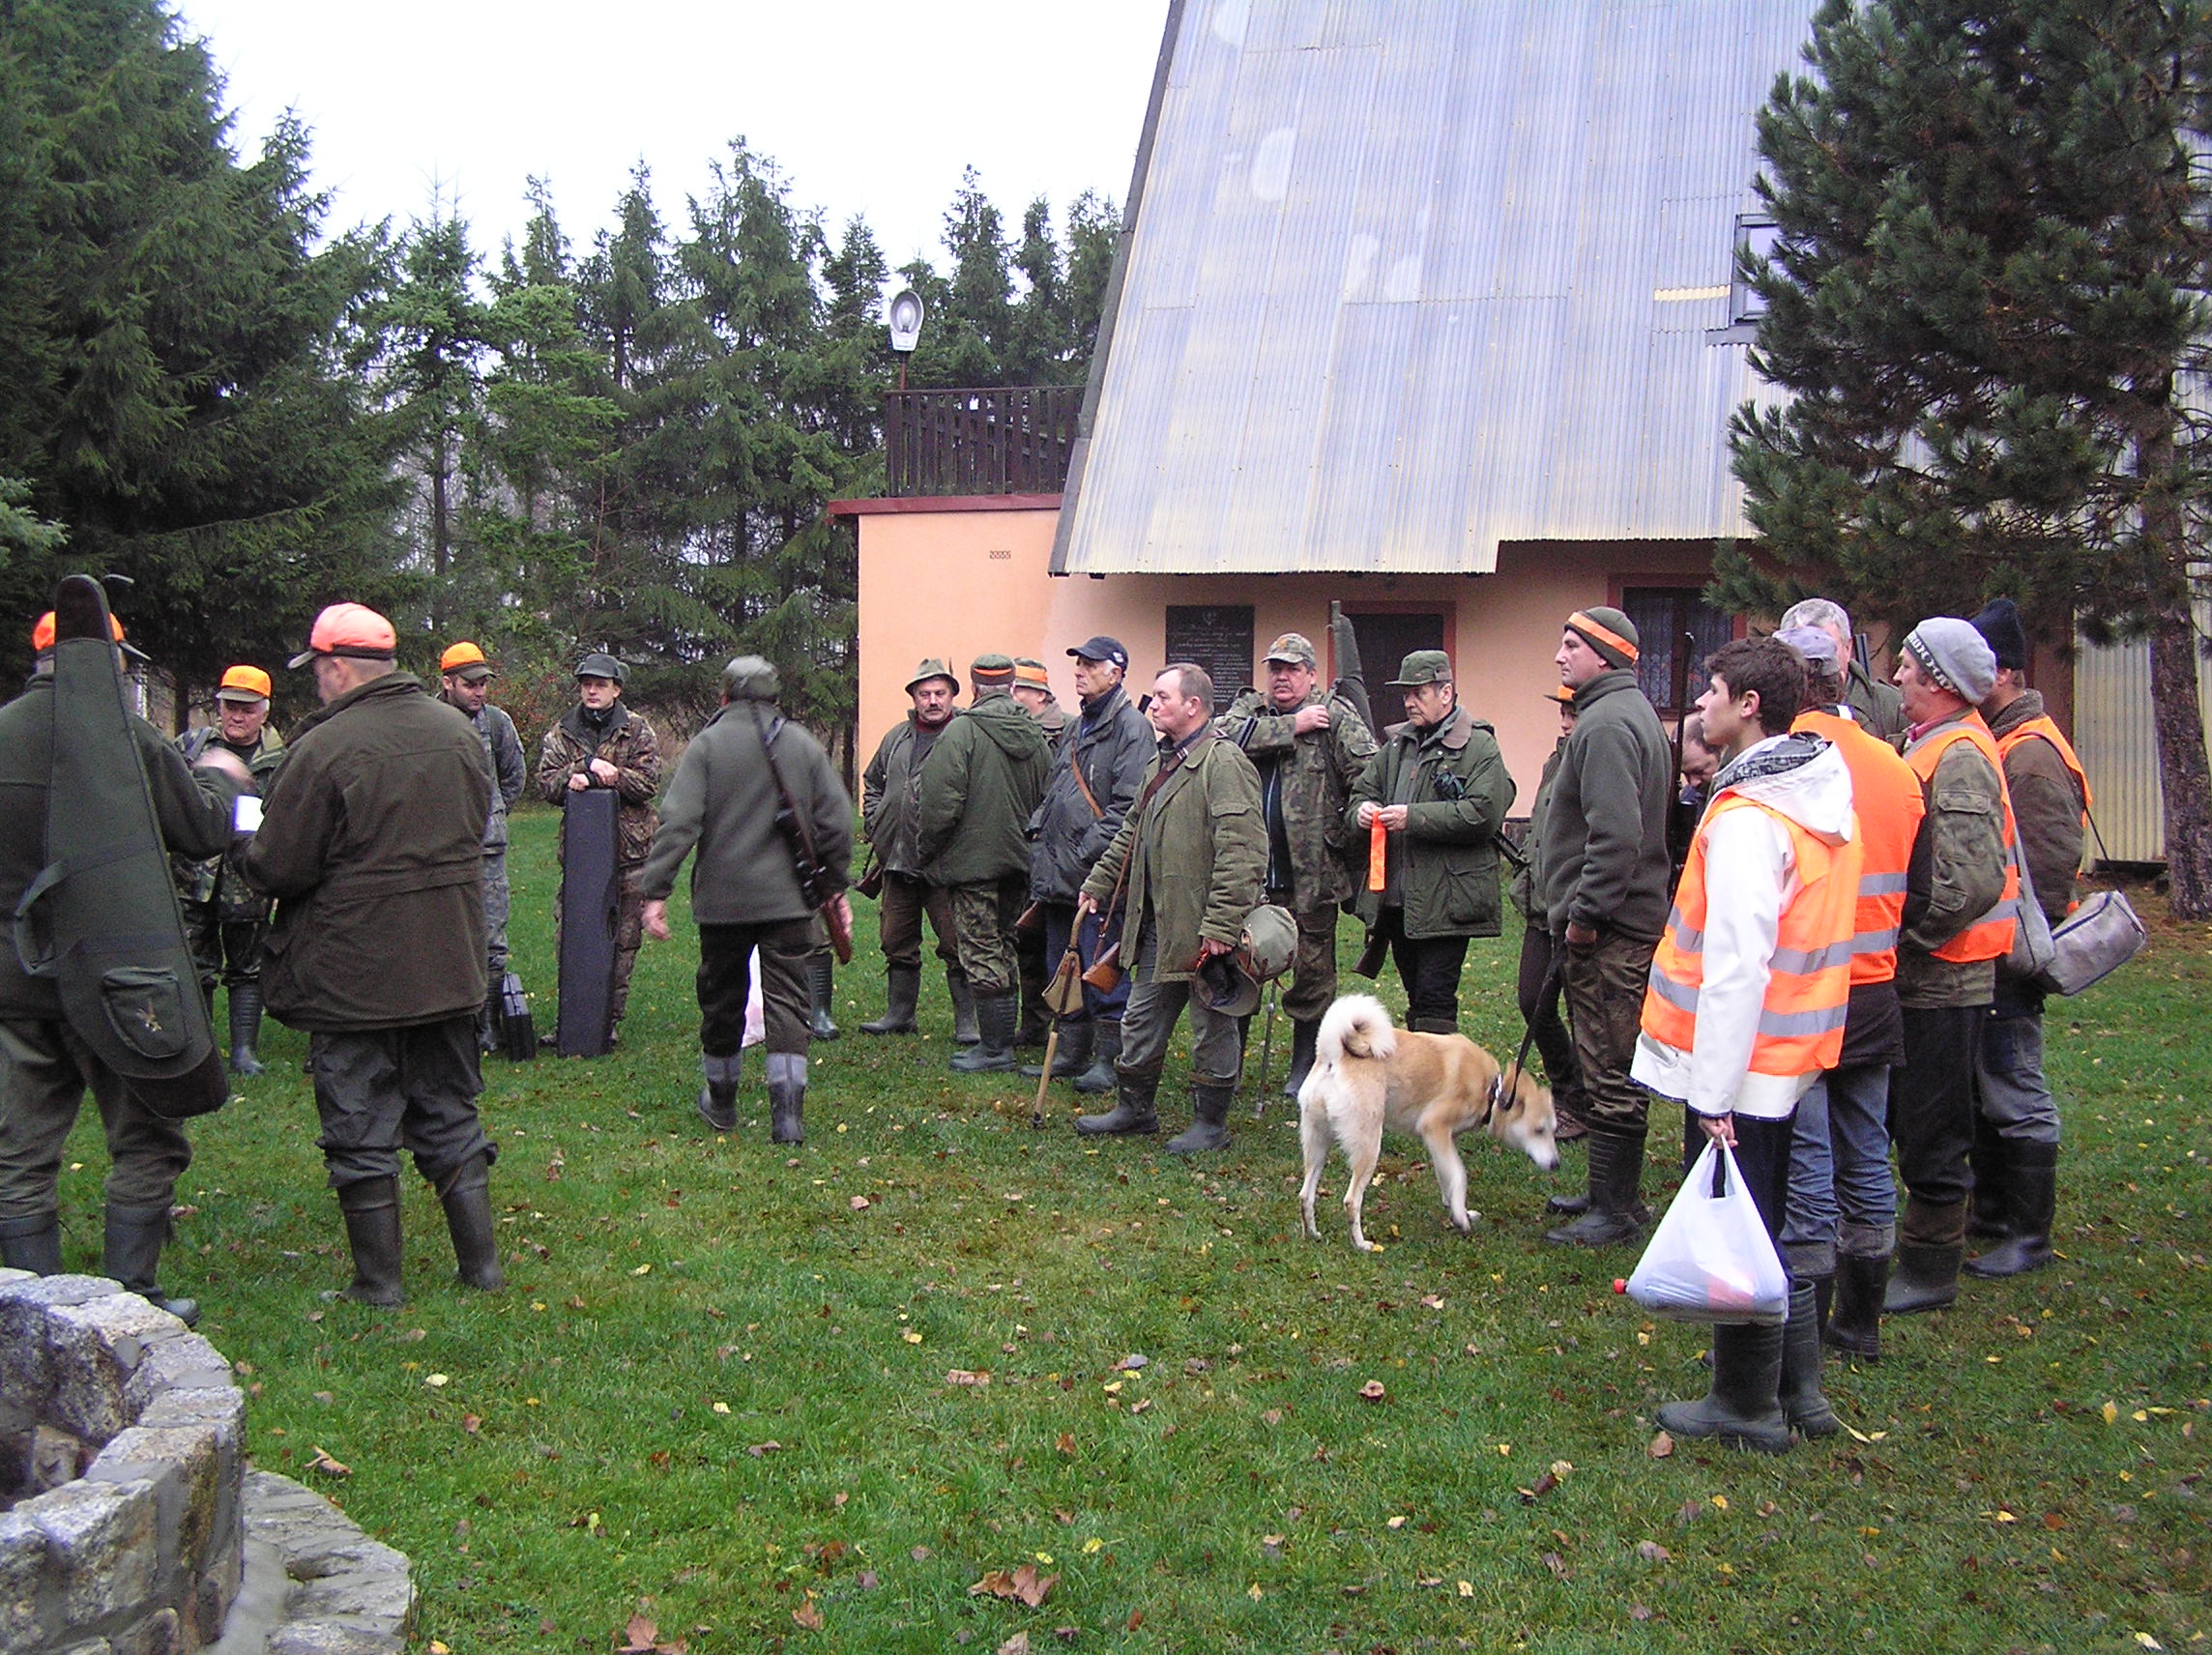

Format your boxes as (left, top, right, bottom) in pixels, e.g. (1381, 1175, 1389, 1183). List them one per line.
(1622, 587, 1736, 720)
(1732, 216, 1780, 325)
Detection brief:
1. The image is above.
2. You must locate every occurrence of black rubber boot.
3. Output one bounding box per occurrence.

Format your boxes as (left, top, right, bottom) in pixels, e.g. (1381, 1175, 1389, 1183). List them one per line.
(1072, 1019, 1122, 1093)
(1779, 1280, 1837, 1437)
(1825, 1251, 1889, 1362)
(1015, 994, 1051, 1051)
(698, 1052, 741, 1133)
(1883, 1241, 1964, 1315)
(807, 957, 840, 1041)
(1654, 1321, 1791, 1454)
(1966, 1109, 2008, 1238)
(1965, 1140, 2057, 1278)
(1075, 1073, 1158, 1137)
(1281, 1018, 1320, 1100)
(227, 983, 267, 1077)
(0, 1211, 65, 1274)
(1543, 1130, 1647, 1247)
(331, 1177, 405, 1307)
(1022, 1018, 1092, 1081)
(102, 1202, 199, 1325)
(861, 966, 921, 1035)
(950, 992, 1020, 1073)
(768, 1053, 806, 1145)
(435, 1156, 506, 1292)
(1166, 1083, 1235, 1155)
(477, 996, 500, 1055)
(948, 974, 980, 1046)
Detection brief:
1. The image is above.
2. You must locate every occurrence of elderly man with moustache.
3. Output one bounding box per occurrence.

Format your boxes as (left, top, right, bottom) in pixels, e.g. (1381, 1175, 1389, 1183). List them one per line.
(1883, 618, 2018, 1317)
(1778, 595, 1905, 739)
(859, 658, 969, 1039)
(1074, 664, 1266, 1154)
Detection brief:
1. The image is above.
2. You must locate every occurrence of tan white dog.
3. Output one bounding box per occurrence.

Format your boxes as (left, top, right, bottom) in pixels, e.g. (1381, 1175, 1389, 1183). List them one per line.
(1298, 994, 1560, 1252)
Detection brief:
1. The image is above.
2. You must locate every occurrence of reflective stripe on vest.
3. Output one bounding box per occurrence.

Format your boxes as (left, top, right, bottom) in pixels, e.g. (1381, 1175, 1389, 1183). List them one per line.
(1904, 714, 2020, 964)
(1794, 709, 1923, 985)
(1640, 793, 1860, 1077)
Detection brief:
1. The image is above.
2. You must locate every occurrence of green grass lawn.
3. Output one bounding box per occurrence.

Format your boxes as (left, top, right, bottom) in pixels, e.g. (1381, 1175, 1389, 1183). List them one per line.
(53, 809, 2211, 1653)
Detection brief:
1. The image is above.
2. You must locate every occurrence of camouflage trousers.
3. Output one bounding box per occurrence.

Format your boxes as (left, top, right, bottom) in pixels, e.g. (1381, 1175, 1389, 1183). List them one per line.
(946, 875, 1029, 997)
(1560, 927, 1656, 1137)
(1278, 903, 1341, 1024)
(481, 845, 510, 977)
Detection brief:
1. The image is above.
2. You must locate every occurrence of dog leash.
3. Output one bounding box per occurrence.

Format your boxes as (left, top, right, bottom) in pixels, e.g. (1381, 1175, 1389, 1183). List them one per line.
(1490, 948, 1560, 1119)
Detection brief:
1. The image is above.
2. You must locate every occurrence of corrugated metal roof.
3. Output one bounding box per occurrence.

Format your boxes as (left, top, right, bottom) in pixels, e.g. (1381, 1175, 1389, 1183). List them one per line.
(1055, 0, 1818, 576)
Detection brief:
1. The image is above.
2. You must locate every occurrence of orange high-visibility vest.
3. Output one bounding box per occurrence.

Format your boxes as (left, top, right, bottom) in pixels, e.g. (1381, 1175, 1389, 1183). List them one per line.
(1794, 710, 1924, 985)
(1994, 711, 2090, 914)
(1641, 793, 1860, 1079)
(1903, 713, 2019, 964)
(1995, 713, 2092, 816)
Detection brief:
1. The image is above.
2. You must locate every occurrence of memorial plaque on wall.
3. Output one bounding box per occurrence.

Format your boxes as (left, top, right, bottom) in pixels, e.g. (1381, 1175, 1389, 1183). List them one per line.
(1163, 605, 1255, 711)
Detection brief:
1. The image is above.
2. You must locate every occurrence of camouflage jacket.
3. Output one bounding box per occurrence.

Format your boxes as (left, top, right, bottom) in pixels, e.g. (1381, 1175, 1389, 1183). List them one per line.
(537, 701, 662, 867)
(1214, 685, 1377, 910)
(171, 723, 286, 917)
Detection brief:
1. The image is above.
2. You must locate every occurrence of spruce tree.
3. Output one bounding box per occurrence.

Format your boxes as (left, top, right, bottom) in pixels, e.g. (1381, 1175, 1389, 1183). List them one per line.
(1720, 0, 2212, 914)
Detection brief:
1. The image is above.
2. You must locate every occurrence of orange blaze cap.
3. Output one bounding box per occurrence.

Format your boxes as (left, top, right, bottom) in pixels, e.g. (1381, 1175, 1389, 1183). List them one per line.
(218, 665, 273, 701)
(32, 611, 125, 653)
(288, 602, 396, 668)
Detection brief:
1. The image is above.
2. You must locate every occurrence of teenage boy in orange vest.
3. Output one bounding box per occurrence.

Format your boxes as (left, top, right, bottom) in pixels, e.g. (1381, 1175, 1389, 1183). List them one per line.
(1886, 619, 2018, 1316)
(1635, 636, 1861, 1452)
(1965, 598, 2085, 1278)
(1775, 625, 1925, 1363)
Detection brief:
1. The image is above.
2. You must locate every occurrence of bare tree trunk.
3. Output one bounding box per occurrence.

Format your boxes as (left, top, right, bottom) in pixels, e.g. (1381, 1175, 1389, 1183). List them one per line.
(2139, 400, 2212, 916)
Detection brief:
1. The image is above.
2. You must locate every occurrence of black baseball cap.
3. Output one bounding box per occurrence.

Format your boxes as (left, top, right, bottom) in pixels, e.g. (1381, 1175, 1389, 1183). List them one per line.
(1067, 635, 1129, 670)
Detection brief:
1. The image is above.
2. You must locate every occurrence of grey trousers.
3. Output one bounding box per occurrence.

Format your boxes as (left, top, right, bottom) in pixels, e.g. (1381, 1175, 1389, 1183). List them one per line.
(482, 845, 511, 977)
(1115, 938, 1244, 1088)
(308, 1017, 494, 1189)
(1975, 993, 2059, 1147)
(0, 1019, 191, 1221)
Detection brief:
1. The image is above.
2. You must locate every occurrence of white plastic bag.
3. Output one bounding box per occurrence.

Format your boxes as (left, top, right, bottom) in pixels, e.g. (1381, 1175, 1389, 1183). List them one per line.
(1624, 1141, 1789, 1324)
(742, 973, 765, 1049)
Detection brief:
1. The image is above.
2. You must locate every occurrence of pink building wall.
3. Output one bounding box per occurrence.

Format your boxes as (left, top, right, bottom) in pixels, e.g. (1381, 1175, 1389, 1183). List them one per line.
(844, 499, 1722, 804)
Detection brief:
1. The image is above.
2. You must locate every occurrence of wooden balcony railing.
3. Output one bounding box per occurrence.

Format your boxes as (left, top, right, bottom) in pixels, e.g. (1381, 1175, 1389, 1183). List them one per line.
(884, 386, 1081, 498)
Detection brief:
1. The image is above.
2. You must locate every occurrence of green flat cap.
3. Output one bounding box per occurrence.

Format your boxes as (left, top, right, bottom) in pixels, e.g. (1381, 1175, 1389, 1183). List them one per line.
(1384, 650, 1453, 688)
(723, 654, 779, 701)
(972, 653, 1015, 682)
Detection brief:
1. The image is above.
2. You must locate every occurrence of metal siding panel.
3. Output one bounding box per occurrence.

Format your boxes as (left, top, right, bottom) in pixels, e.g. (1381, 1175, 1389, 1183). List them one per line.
(1061, 0, 1819, 576)
(2072, 601, 2212, 864)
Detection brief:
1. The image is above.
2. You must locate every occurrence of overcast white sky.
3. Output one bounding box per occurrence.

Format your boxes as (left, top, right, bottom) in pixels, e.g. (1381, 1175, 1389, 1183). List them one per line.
(170, 0, 1171, 274)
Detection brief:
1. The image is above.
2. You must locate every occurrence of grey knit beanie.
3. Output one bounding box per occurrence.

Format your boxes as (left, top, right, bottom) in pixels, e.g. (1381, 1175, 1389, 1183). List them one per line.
(1902, 618, 1996, 705)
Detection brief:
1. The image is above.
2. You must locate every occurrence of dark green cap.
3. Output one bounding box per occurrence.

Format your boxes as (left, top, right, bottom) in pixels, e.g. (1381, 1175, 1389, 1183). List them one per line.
(1384, 650, 1453, 689)
(971, 653, 1015, 687)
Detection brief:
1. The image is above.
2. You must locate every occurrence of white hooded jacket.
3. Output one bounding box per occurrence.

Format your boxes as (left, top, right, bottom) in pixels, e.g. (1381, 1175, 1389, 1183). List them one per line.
(1631, 732, 1856, 1120)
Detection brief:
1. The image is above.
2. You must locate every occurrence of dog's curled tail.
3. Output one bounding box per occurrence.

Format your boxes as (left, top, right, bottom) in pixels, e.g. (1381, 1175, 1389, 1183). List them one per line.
(1318, 994, 1398, 1065)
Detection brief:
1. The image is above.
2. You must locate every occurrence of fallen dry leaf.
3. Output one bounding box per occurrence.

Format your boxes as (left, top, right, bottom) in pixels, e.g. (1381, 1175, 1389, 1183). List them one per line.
(1519, 1472, 1559, 1504)
(306, 1446, 351, 1478)
(1637, 1540, 1672, 1564)
(998, 1635, 1032, 1655)
(616, 1612, 688, 1653)
(1056, 1433, 1076, 1455)
(849, 1195, 871, 1210)
(947, 1369, 991, 1387)
(1674, 1497, 1703, 1526)
(970, 1563, 1060, 1608)
(1114, 1352, 1149, 1371)
(1357, 1380, 1386, 1403)
(1261, 1408, 1283, 1426)
(1542, 1552, 1569, 1580)
(790, 1597, 823, 1631)
(462, 1413, 481, 1435)
(746, 1440, 783, 1458)
(1630, 1603, 1655, 1622)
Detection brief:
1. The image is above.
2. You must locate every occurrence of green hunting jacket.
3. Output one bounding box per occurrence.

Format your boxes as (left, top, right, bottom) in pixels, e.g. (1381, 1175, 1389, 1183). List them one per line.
(914, 689, 1051, 887)
(642, 698, 853, 926)
(1345, 703, 1515, 941)
(1082, 733, 1266, 984)
(1896, 709, 2009, 1011)
(1214, 685, 1377, 911)
(1536, 669, 1674, 943)
(860, 714, 947, 878)
(243, 673, 491, 1031)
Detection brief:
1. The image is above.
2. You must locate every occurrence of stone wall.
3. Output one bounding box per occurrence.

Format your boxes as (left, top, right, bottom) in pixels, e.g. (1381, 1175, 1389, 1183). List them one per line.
(1, 1269, 245, 1654)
